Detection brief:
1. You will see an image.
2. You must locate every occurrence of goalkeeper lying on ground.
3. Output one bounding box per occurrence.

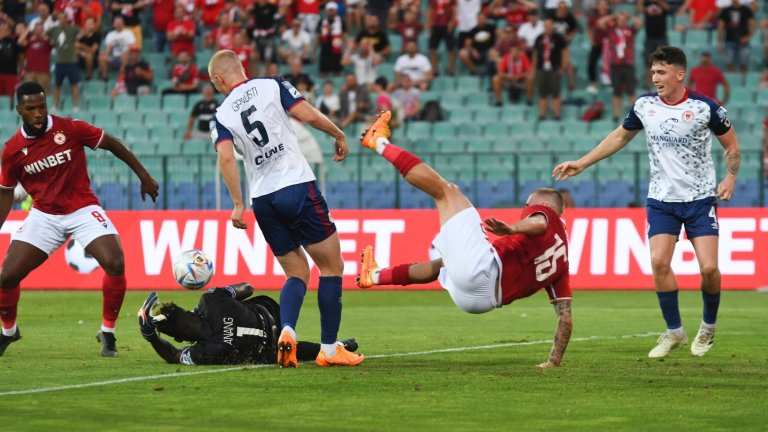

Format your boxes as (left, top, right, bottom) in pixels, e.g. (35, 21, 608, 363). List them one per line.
(137, 283, 358, 366)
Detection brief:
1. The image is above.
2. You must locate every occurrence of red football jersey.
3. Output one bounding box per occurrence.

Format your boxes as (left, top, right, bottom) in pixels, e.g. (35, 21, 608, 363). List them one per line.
(0, 115, 103, 215)
(492, 204, 571, 305)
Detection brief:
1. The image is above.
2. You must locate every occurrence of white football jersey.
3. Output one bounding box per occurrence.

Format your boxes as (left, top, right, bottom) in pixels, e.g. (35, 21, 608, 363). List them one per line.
(623, 90, 732, 202)
(211, 78, 316, 199)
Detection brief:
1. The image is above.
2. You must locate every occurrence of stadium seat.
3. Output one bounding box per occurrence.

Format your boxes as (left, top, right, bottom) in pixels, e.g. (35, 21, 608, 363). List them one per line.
(112, 96, 138, 113)
(87, 96, 112, 111)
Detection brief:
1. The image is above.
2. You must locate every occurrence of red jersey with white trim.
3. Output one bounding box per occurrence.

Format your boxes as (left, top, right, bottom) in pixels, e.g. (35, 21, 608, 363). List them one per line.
(492, 205, 570, 305)
(0, 115, 104, 215)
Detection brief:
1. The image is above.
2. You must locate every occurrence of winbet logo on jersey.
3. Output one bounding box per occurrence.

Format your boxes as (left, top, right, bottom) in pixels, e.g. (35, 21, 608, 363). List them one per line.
(23, 149, 74, 174)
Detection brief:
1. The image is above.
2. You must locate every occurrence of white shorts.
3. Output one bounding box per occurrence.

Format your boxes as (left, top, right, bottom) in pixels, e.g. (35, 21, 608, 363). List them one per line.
(433, 207, 502, 314)
(12, 205, 119, 256)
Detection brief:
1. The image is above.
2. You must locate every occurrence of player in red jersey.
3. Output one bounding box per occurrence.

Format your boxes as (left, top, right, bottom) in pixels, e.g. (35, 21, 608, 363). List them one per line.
(0, 82, 159, 358)
(356, 111, 572, 368)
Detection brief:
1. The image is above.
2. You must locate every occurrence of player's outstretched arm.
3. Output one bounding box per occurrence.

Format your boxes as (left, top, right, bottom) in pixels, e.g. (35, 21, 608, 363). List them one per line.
(484, 215, 548, 237)
(539, 299, 572, 369)
(100, 134, 159, 202)
(229, 282, 255, 300)
(288, 100, 348, 162)
(0, 188, 14, 230)
(138, 292, 183, 363)
(552, 126, 640, 181)
(715, 128, 741, 201)
(217, 139, 247, 229)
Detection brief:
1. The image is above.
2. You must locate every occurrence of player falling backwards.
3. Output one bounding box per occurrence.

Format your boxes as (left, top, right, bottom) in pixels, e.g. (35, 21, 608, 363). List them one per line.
(356, 112, 572, 368)
(208, 50, 362, 368)
(553, 46, 740, 358)
(0, 82, 159, 358)
(137, 283, 359, 365)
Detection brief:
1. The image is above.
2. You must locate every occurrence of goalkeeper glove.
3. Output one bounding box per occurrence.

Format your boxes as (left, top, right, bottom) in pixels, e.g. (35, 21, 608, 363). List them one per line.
(137, 292, 161, 340)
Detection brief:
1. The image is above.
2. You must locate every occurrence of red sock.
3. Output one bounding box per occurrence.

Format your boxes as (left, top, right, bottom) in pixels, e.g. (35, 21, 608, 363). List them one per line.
(102, 274, 126, 328)
(378, 264, 413, 286)
(381, 144, 422, 177)
(0, 285, 20, 330)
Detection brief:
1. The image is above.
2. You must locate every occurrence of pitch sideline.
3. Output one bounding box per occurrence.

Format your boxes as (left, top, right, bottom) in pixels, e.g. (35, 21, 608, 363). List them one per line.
(0, 331, 659, 397)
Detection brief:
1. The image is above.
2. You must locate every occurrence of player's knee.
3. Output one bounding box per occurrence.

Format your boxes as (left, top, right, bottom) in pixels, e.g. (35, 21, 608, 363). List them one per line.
(700, 264, 720, 280)
(650, 257, 672, 275)
(100, 255, 125, 275)
(0, 270, 21, 289)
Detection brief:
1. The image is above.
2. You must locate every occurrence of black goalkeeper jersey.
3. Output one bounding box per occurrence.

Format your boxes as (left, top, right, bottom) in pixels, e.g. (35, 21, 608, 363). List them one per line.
(179, 288, 279, 365)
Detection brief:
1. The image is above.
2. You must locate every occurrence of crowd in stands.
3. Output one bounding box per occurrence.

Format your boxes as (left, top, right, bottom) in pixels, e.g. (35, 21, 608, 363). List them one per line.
(0, 0, 766, 140)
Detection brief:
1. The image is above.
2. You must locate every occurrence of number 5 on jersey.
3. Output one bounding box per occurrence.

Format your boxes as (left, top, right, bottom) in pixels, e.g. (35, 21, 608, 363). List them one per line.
(240, 106, 270, 147)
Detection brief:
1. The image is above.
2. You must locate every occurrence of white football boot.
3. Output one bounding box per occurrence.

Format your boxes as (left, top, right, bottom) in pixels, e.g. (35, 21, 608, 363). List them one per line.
(691, 322, 716, 357)
(648, 329, 688, 358)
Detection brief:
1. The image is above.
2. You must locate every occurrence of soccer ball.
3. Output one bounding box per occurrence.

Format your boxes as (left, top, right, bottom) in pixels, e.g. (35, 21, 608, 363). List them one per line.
(64, 239, 101, 274)
(172, 250, 214, 290)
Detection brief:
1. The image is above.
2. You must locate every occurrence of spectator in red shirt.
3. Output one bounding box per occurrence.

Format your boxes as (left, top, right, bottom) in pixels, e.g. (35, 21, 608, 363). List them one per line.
(492, 44, 531, 106)
(75, 0, 104, 31)
(151, 0, 175, 52)
(167, 5, 196, 58)
(295, 0, 321, 34)
(197, 0, 225, 31)
(427, 0, 456, 76)
(493, 0, 537, 31)
(231, 30, 253, 76)
(18, 22, 53, 93)
(205, 11, 240, 50)
(586, 0, 611, 93)
(162, 51, 199, 95)
(396, 9, 422, 52)
(677, 0, 718, 30)
(688, 51, 729, 104)
(600, 11, 642, 121)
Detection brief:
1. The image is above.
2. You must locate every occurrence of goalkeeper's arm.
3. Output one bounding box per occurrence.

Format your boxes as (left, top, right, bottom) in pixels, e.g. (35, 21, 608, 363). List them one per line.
(145, 333, 183, 364)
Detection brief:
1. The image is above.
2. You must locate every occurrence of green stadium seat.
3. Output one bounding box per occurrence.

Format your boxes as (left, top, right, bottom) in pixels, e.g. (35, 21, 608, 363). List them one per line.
(432, 122, 455, 140)
(454, 76, 481, 92)
(163, 94, 188, 111)
(130, 140, 157, 155)
(440, 140, 466, 153)
(112, 96, 138, 113)
(124, 125, 150, 142)
(144, 111, 170, 128)
(137, 94, 162, 111)
(120, 112, 144, 126)
(465, 92, 490, 107)
(431, 77, 452, 92)
(87, 95, 112, 111)
(406, 122, 432, 139)
(410, 138, 440, 152)
(182, 140, 210, 155)
(472, 106, 502, 122)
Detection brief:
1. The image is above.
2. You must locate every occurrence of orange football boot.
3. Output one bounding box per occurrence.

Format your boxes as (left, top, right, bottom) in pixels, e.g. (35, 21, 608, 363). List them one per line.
(360, 111, 392, 150)
(315, 344, 365, 367)
(277, 329, 298, 368)
(356, 245, 378, 289)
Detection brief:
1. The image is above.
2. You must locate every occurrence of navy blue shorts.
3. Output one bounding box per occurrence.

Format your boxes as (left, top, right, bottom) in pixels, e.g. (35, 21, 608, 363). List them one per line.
(54, 63, 81, 86)
(646, 197, 719, 239)
(251, 181, 337, 257)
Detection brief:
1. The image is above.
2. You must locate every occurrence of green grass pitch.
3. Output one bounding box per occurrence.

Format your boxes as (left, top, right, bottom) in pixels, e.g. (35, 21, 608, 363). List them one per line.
(0, 289, 766, 431)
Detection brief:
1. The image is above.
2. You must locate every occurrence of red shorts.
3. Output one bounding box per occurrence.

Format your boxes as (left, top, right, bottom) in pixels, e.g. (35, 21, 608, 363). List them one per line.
(0, 74, 18, 96)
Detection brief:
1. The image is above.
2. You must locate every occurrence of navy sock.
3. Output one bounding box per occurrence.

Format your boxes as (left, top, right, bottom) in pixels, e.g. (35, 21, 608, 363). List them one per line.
(279, 277, 307, 329)
(317, 276, 343, 344)
(656, 290, 682, 330)
(702, 290, 721, 325)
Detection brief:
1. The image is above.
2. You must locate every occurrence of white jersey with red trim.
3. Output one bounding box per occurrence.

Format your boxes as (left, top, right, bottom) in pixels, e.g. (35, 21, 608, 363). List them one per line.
(211, 77, 316, 199)
(622, 90, 732, 202)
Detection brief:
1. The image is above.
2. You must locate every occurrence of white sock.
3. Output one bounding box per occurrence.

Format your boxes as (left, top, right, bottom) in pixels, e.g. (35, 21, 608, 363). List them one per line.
(100, 325, 115, 334)
(281, 326, 296, 340)
(701, 321, 716, 331)
(668, 327, 685, 338)
(321, 343, 337, 357)
(372, 269, 381, 284)
(2, 325, 17, 337)
(375, 136, 390, 154)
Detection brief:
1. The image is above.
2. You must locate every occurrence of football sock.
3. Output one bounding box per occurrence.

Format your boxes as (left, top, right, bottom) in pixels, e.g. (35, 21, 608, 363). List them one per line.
(0, 285, 20, 331)
(321, 343, 337, 357)
(377, 264, 413, 286)
(701, 290, 720, 325)
(100, 325, 115, 334)
(317, 276, 342, 345)
(380, 142, 423, 178)
(102, 274, 126, 329)
(2, 324, 17, 337)
(656, 290, 682, 330)
(279, 277, 307, 330)
(374, 136, 389, 154)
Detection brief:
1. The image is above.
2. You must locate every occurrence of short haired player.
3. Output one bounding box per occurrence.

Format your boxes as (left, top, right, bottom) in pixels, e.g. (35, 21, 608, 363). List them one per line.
(0, 82, 159, 358)
(553, 46, 740, 358)
(356, 112, 573, 369)
(208, 50, 363, 368)
(137, 283, 360, 365)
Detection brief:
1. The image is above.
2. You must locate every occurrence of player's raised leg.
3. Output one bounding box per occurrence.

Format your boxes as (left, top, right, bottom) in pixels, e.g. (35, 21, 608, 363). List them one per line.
(690, 235, 720, 356)
(273, 249, 310, 368)
(84, 234, 127, 357)
(361, 111, 472, 226)
(357, 245, 442, 289)
(304, 233, 364, 367)
(0, 241, 48, 356)
(648, 234, 688, 358)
